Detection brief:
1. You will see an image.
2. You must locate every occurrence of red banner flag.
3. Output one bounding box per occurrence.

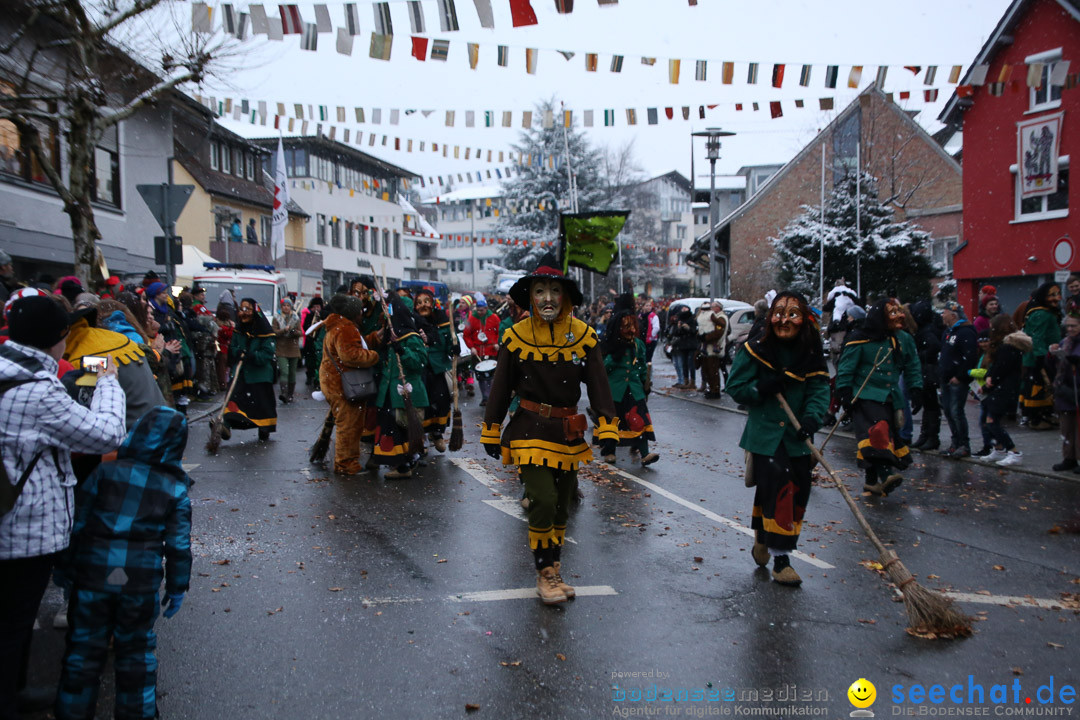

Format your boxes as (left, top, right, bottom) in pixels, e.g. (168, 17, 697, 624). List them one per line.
(411, 36, 428, 60)
(509, 0, 538, 26)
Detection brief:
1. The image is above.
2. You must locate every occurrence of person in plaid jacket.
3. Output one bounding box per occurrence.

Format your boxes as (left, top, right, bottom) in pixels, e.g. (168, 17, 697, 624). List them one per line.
(54, 405, 192, 720)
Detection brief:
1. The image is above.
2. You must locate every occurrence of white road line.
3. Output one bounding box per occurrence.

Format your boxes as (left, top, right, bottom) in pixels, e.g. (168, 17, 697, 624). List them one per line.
(942, 591, 1076, 610)
(452, 458, 578, 544)
(360, 595, 424, 607)
(607, 467, 835, 570)
(451, 585, 618, 602)
(182, 463, 200, 472)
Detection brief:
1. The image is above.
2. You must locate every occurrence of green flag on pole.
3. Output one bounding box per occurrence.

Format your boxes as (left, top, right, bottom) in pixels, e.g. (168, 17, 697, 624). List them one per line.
(559, 211, 630, 275)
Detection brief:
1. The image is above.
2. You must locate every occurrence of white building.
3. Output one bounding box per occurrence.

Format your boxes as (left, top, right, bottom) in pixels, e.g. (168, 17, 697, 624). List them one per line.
(423, 185, 508, 292)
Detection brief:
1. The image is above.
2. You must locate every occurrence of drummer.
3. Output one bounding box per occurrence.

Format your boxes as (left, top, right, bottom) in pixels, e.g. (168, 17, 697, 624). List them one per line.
(464, 294, 501, 406)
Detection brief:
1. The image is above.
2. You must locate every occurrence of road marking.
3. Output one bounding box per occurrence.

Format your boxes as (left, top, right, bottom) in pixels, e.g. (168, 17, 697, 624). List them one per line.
(360, 595, 424, 607)
(450, 585, 618, 602)
(451, 457, 577, 544)
(942, 591, 1076, 610)
(607, 467, 835, 570)
(182, 463, 200, 472)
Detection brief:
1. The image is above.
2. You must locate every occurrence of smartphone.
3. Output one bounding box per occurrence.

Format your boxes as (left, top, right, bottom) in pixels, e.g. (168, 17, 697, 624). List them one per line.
(82, 355, 109, 373)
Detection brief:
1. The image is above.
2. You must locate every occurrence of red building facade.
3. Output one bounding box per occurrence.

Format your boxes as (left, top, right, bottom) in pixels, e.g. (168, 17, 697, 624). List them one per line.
(941, 0, 1079, 314)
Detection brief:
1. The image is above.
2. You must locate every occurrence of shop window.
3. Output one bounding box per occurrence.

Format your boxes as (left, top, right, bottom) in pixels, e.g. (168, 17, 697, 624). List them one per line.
(1015, 161, 1069, 221)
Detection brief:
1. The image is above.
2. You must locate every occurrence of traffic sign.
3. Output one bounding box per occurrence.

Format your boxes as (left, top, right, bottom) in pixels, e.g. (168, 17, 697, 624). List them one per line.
(137, 183, 194, 233)
(1052, 236, 1074, 269)
(154, 235, 182, 266)
(1056, 270, 1070, 283)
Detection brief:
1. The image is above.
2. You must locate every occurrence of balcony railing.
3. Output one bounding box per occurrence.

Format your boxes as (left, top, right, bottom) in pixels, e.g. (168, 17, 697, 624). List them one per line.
(210, 240, 323, 272)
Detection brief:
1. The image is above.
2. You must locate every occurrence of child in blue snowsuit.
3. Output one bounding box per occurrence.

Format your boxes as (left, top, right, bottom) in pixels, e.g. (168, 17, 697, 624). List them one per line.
(54, 406, 192, 720)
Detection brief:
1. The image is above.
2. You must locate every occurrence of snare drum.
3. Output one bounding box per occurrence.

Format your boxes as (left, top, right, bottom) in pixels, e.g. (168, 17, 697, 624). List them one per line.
(474, 359, 498, 381)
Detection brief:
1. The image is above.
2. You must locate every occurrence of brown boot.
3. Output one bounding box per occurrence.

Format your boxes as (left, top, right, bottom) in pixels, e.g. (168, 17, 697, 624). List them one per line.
(552, 561, 575, 599)
(536, 567, 567, 604)
(751, 542, 770, 567)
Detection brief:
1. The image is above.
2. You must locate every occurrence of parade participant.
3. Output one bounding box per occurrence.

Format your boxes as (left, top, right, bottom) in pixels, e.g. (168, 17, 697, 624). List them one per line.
(369, 296, 428, 478)
(697, 300, 728, 399)
(177, 291, 216, 400)
(1020, 282, 1062, 431)
(909, 301, 944, 450)
(146, 282, 194, 414)
(499, 297, 528, 340)
(454, 296, 476, 397)
(319, 295, 381, 476)
(54, 407, 191, 720)
(725, 292, 829, 586)
(273, 298, 302, 403)
(0, 249, 23, 305)
(598, 294, 657, 466)
(977, 314, 1028, 466)
(463, 295, 500, 405)
(938, 301, 979, 456)
(224, 299, 277, 441)
(301, 297, 325, 388)
(640, 298, 661, 364)
(835, 298, 922, 495)
(414, 289, 454, 452)
(973, 295, 1003, 335)
(482, 257, 619, 605)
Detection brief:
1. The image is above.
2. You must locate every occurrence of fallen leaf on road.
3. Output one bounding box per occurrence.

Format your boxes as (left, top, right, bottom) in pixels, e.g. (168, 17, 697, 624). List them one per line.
(465, 704, 480, 712)
(212, 559, 230, 566)
(857, 619, 876, 624)
(1048, 642, 1064, 649)
(267, 607, 283, 616)
(329, 587, 344, 592)
(499, 661, 522, 667)
(993, 565, 1005, 571)
(437, 559, 448, 564)
(1012, 667, 1024, 676)
(556, 653, 566, 661)
(694, 557, 704, 563)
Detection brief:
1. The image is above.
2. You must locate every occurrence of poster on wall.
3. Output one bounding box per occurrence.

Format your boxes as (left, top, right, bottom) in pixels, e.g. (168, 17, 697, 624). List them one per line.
(1018, 112, 1063, 198)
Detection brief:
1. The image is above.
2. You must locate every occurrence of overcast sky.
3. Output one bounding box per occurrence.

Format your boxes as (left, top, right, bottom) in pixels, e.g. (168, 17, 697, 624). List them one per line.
(139, 0, 1012, 193)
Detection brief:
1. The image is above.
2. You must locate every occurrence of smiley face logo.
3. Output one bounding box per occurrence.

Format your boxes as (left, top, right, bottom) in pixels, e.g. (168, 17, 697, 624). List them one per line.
(848, 678, 877, 709)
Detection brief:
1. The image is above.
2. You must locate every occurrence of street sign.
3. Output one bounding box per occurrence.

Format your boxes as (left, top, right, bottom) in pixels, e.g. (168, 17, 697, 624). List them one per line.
(1056, 270, 1070, 283)
(154, 235, 182, 266)
(1052, 236, 1074, 269)
(137, 184, 194, 232)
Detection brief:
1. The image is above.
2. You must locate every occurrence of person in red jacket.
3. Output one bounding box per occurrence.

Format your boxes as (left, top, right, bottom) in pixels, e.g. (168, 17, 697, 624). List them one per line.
(463, 296, 501, 405)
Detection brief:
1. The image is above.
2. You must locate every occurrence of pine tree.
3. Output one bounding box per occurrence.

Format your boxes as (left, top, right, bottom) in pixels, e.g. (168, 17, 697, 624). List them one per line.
(770, 171, 935, 303)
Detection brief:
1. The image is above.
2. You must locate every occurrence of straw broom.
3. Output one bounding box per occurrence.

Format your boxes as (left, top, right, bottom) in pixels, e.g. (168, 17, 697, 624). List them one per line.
(309, 409, 335, 465)
(368, 275, 425, 456)
(206, 356, 244, 454)
(776, 394, 973, 639)
(447, 318, 465, 451)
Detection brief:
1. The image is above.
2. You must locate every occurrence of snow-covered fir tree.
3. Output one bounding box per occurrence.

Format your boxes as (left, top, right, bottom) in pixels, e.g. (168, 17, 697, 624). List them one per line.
(770, 171, 935, 304)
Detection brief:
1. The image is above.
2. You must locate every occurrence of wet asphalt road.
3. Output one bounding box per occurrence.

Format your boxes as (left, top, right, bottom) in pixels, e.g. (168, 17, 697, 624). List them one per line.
(25, 362, 1080, 720)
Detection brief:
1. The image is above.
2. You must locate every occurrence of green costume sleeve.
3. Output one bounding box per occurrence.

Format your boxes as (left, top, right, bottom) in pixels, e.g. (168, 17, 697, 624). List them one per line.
(725, 345, 762, 406)
(636, 339, 648, 387)
(251, 336, 277, 369)
(835, 341, 860, 391)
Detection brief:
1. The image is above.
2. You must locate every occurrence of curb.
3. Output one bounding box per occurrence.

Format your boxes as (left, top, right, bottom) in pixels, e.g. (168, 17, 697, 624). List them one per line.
(654, 388, 1079, 485)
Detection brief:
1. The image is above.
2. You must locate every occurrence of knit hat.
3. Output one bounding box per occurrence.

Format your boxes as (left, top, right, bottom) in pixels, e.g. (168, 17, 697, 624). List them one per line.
(942, 300, 966, 319)
(0, 249, 11, 265)
(74, 292, 100, 309)
(979, 285, 997, 297)
(7, 296, 71, 349)
(145, 282, 168, 299)
(3, 287, 46, 321)
(58, 278, 84, 305)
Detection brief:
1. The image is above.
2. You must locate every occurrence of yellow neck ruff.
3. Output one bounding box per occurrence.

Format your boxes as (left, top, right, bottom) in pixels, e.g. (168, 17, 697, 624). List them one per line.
(502, 312, 596, 362)
(63, 319, 146, 367)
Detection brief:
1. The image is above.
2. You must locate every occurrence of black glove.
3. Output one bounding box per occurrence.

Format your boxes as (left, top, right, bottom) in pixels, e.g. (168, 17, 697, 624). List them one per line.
(910, 394, 923, 415)
(835, 386, 853, 411)
(483, 443, 501, 460)
(796, 416, 820, 440)
(756, 373, 784, 399)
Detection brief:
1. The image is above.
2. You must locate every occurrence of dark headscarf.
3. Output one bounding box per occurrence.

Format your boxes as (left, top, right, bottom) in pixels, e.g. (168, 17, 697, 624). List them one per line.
(847, 297, 895, 343)
(746, 291, 827, 379)
(1028, 281, 1062, 320)
(237, 298, 274, 337)
(388, 295, 417, 339)
(600, 293, 638, 361)
(413, 289, 448, 347)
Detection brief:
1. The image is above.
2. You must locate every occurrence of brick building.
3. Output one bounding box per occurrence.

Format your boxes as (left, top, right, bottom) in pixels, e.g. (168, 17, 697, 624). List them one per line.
(693, 87, 962, 303)
(939, 0, 1079, 314)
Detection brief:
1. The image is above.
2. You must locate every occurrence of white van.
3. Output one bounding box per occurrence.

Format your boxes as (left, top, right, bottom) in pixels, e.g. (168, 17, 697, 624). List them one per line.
(193, 263, 289, 321)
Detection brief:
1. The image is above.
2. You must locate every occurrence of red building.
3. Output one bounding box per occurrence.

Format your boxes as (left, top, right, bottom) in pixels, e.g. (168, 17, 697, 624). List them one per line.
(940, 0, 1079, 314)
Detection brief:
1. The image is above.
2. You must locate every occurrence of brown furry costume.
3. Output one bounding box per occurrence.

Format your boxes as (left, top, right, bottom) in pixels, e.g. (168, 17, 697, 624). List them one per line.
(696, 306, 728, 397)
(320, 311, 381, 475)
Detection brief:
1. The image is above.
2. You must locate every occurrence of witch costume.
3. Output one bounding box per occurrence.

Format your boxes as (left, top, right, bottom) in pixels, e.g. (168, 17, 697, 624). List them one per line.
(596, 294, 657, 465)
(1020, 281, 1062, 429)
(481, 256, 619, 605)
(414, 289, 454, 447)
(835, 298, 922, 496)
(224, 299, 278, 440)
(725, 291, 830, 586)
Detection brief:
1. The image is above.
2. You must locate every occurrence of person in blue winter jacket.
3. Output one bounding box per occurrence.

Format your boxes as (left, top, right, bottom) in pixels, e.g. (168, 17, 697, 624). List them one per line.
(54, 406, 192, 720)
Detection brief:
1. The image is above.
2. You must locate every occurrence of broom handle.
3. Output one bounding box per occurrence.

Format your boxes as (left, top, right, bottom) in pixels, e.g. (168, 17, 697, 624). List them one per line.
(217, 355, 245, 423)
(776, 393, 889, 559)
(818, 346, 893, 454)
(447, 319, 461, 411)
(367, 275, 415, 396)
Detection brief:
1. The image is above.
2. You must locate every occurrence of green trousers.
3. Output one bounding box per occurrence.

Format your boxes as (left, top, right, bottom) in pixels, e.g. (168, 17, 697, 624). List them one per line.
(521, 464, 577, 555)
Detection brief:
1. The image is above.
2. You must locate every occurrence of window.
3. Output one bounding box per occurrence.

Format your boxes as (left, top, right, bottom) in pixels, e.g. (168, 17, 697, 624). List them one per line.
(370, 227, 379, 255)
(316, 213, 327, 245)
(330, 218, 341, 247)
(676, 225, 687, 240)
(393, 231, 401, 258)
(286, 148, 308, 177)
(382, 229, 390, 256)
(1015, 158, 1069, 221)
(0, 80, 60, 186)
(221, 144, 231, 174)
(478, 258, 485, 270)
(832, 109, 860, 182)
(245, 153, 254, 180)
(929, 236, 960, 275)
(359, 225, 368, 253)
(233, 149, 243, 177)
(91, 125, 120, 208)
(209, 141, 220, 171)
(345, 221, 355, 250)
(261, 215, 272, 248)
(1027, 49, 1063, 113)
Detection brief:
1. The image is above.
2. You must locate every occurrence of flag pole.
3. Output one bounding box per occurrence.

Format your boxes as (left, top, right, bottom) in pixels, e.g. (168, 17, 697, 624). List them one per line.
(819, 143, 825, 306)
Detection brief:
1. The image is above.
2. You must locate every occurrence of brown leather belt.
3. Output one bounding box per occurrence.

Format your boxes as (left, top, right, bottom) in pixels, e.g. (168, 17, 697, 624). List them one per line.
(519, 398, 579, 418)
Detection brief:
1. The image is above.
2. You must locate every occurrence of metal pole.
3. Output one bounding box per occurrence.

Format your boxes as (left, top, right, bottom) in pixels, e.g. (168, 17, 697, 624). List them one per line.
(618, 237, 624, 293)
(855, 140, 861, 298)
(819, 145, 825, 305)
(559, 103, 578, 213)
(708, 155, 718, 300)
(470, 201, 477, 289)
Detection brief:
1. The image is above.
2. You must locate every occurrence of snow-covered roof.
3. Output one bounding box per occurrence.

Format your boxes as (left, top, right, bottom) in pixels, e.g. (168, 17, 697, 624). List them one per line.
(423, 186, 504, 204)
(696, 176, 747, 192)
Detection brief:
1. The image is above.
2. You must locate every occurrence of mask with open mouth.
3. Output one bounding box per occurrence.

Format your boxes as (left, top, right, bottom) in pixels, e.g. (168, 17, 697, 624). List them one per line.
(531, 279, 565, 323)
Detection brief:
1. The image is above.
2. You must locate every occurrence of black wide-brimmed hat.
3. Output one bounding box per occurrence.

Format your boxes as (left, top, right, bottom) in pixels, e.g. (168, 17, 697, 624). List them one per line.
(508, 253, 584, 309)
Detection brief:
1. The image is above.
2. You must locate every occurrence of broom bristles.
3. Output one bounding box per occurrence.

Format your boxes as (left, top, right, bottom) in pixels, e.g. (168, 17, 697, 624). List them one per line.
(205, 420, 222, 455)
(404, 397, 425, 456)
(449, 410, 464, 451)
(881, 550, 973, 638)
(309, 410, 335, 464)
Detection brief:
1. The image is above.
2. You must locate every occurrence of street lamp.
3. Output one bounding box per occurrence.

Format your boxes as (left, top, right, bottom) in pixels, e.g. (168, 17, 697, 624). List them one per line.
(692, 128, 735, 300)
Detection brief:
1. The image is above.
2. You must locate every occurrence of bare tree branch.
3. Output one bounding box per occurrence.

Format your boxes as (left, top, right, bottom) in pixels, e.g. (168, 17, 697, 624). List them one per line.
(7, 114, 75, 208)
(92, 0, 168, 40)
(97, 67, 198, 129)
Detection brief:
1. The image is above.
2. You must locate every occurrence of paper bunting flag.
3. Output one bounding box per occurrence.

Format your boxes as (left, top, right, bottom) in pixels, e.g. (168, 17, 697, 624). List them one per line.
(924, 88, 939, 102)
(647, 108, 658, 125)
(563, 110, 572, 128)
(431, 39, 449, 61)
(502, 111, 512, 127)
(468, 43, 479, 68)
(669, 59, 681, 84)
(799, 64, 811, 86)
(695, 61, 707, 81)
(584, 109, 594, 127)
(771, 63, 785, 88)
(752, 102, 759, 111)
(329, 126, 335, 140)
(542, 109, 553, 128)
(824, 65, 838, 88)
(604, 109, 615, 126)
(558, 50, 575, 61)
(968, 64, 989, 85)
(510, 0, 539, 27)
(522, 111, 532, 127)
(611, 55, 624, 72)
(997, 64, 1013, 83)
(371, 108, 382, 124)
(336, 27, 353, 54)
(923, 66, 937, 85)
(747, 63, 759, 84)
(682, 106, 690, 120)
(472, 0, 494, 27)
(336, 106, 345, 122)
(699, 105, 705, 118)
(526, 48, 539, 74)
(899, 91, 910, 100)
(1050, 60, 1071, 86)
(314, 4, 332, 31)
(389, 109, 399, 124)
(249, 4, 269, 34)
(222, 5, 237, 33)
(957, 85, 974, 98)
(373, 3, 392, 35)
(597, 0, 618, 5)
(293, 103, 303, 118)
(1026, 62, 1045, 88)
(585, 53, 598, 71)
(721, 62, 734, 84)
(794, 99, 804, 108)
(192, 2, 212, 33)
(437, 0, 460, 31)
(466, 110, 475, 127)
(818, 98, 834, 110)
(445, 110, 455, 126)
(948, 65, 962, 84)
(641, 57, 656, 66)
(344, 3, 360, 35)
(355, 107, 365, 122)
(224, 97, 232, 114)
(301, 120, 308, 134)
(411, 36, 428, 60)
(280, 4, 303, 33)
(770, 101, 782, 118)
(555, 0, 574, 12)
(664, 107, 673, 120)
(626, 109, 637, 125)
(497, 45, 509, 67)
(848, 66, 862, 88)
(266, 15, 283, 39)
(402, 1, 424, 32)
(988, 82, 1005, 97)
(301, 23, 318, 50)
(369, 33, 392, 60)
(344, 129, 350, 142)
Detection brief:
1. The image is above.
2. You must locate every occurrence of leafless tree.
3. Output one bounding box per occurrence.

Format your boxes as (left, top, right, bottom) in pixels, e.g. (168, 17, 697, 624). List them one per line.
(0, 0, 235, 283)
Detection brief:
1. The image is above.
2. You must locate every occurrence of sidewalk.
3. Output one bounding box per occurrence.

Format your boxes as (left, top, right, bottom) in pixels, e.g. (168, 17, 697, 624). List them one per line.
(650, 356, 1075, 484)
